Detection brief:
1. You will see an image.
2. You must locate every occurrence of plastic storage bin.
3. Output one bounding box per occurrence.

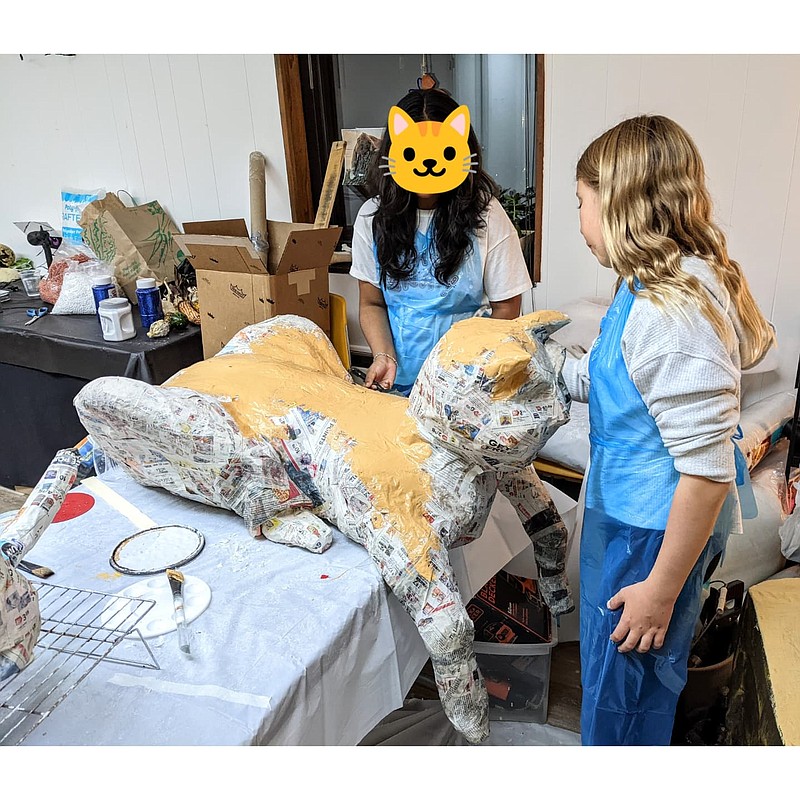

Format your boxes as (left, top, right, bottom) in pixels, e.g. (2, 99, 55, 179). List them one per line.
(468, 570, 557, 724)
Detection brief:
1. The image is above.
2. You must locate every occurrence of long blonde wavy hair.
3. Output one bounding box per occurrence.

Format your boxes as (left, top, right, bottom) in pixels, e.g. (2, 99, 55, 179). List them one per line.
(576, 115, 774, 369)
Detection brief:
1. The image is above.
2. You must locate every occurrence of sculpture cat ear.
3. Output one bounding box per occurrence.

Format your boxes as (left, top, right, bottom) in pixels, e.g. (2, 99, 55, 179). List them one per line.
(519, 311, 571, 344)
(516, 312, 571, 384)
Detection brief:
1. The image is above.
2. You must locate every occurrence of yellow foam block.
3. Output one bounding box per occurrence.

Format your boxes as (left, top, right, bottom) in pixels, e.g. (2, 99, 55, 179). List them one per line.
(747, 578, 800, 745)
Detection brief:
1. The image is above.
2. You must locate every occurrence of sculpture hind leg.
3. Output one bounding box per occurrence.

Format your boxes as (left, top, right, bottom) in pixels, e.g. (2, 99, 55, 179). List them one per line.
(497, 466, 574, 615)
(218, 315, 353, 381)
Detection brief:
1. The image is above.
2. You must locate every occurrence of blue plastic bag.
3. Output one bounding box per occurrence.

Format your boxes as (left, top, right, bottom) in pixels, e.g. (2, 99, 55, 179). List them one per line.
(61, 187, 105, 244)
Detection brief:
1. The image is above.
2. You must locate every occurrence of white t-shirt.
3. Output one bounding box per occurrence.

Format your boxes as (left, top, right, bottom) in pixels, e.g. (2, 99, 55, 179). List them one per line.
(349, 196, 533, 304)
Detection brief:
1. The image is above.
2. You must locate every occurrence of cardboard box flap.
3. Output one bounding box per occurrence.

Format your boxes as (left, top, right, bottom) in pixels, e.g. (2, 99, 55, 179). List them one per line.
(268, 221, 341, 275)
(175, 234, 268, 275)
(183, 219, 250, 237)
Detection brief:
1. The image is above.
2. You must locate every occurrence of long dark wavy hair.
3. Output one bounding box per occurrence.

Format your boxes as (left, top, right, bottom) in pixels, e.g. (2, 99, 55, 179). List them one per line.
(366, 88, 499, 288)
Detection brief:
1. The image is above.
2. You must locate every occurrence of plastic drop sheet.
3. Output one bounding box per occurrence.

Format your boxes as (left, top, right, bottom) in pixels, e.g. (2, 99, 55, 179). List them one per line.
(19, 472, 425, 745)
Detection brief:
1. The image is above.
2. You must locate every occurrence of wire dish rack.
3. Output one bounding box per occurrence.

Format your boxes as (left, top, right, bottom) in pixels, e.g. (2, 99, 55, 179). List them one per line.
(0, 580, 160, 745)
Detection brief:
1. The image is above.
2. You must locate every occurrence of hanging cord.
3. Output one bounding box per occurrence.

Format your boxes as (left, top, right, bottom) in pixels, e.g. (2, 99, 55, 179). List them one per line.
(524, 55, 538, 291)
(417, 54, 439, 90)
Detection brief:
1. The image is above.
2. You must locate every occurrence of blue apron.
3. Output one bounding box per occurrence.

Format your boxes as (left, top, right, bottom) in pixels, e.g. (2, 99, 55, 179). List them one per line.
(579, 280, 734, 746)
(374, 224, 483, 395)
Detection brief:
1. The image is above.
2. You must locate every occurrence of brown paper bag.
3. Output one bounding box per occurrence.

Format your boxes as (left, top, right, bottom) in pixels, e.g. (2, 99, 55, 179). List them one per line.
(80, 193, 184, 303)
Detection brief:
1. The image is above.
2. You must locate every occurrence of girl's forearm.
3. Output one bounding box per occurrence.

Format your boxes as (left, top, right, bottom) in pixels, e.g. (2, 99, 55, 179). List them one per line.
(647, 473, 731, 601)
(359, 303, 396, 358)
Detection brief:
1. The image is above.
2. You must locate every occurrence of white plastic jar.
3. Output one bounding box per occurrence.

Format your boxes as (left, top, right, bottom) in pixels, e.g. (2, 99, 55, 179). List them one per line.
(98, 297, 136, 341)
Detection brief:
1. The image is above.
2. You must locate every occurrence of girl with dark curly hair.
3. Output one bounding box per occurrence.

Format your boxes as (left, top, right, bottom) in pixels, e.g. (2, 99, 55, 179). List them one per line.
(350, 88, 532, 395)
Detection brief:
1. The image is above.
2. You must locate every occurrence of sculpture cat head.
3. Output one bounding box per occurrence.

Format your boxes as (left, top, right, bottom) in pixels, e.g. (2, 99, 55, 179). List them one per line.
(409, 311, 571, 471)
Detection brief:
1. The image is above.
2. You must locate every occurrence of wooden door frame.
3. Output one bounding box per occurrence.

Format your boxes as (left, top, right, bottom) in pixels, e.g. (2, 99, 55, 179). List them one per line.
(274, 54, 315, 223)
(532, 54, 545, 285)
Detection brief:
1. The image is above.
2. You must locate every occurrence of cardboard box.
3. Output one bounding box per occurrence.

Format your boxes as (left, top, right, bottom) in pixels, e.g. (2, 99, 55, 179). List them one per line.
(176, 219, 340, 359)
(467, 570, 553, 650)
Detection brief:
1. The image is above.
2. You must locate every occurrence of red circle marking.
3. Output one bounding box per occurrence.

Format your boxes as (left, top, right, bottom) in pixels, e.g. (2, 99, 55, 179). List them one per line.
(53, 492, 95, 523)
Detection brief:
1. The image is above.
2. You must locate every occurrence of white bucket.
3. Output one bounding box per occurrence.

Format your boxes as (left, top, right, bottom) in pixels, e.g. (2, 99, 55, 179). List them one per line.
(98, 297, 136, 341)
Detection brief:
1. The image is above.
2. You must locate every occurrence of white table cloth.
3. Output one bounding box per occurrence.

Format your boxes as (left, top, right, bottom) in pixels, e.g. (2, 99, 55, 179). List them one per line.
(14, 471, 563, 745)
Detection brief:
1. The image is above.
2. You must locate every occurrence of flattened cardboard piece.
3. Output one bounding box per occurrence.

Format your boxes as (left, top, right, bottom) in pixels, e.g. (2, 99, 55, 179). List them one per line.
(183, 219, 249, 237)
(175, 235, 267, 275)
(267, 221, 341, 275)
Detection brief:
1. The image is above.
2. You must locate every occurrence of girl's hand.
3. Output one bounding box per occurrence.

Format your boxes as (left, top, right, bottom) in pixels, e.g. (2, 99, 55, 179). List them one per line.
(365, 353, 396, 391)
(607, 579, 677, 654)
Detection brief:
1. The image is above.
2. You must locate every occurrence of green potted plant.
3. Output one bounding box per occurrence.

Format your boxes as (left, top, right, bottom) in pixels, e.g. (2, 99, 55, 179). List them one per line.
(498, 185, 535, 269)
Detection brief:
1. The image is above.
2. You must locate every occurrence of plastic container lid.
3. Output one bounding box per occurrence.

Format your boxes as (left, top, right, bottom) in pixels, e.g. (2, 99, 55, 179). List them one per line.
(136, 277, 157, 290)
(92, 274, 114, 287)
(98, 297, 130, 309)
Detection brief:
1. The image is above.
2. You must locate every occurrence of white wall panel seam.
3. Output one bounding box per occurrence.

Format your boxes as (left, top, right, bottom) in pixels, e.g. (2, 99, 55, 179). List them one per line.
(196, 54, 223, 219)
(120, 57, 147, 203)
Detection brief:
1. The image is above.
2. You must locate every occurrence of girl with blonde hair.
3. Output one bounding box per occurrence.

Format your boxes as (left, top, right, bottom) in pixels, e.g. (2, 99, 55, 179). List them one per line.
(567, 114, 775, 746)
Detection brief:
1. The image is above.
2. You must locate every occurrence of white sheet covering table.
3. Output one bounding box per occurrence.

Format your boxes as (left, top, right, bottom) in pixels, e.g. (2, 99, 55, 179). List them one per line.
(13, 470, 550, 746)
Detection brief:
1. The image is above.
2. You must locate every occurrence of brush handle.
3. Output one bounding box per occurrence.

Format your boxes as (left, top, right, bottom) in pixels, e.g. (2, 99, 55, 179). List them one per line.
(172, 597, 191, 654)
(16, 559, 54, 578)
(176, 619, 191, 654)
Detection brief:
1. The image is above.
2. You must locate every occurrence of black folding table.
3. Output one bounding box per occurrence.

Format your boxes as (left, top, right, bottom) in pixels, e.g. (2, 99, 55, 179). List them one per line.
(0, 278, 203, 487)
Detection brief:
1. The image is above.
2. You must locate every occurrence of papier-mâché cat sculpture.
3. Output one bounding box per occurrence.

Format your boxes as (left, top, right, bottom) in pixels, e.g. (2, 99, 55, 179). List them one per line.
(74, 311, 573, 743)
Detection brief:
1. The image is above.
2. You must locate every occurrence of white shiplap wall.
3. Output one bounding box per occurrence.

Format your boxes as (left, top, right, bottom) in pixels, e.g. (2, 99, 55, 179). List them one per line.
(0, 54, 291, 262)
(537, 54, 800, 399)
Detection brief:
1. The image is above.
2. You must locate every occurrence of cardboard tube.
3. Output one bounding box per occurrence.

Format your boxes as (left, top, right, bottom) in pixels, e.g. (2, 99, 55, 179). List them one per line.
(249, 151, 268, 255)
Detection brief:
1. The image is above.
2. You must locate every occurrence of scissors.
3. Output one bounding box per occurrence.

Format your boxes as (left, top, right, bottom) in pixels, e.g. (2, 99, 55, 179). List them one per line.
(349, 367, 399, 394)
(24, 306, 49, 326)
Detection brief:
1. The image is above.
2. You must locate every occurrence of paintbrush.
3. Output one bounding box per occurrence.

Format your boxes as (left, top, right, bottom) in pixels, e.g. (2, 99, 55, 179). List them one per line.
(16, 559, 54, 579)
(166, 568, 191, 655)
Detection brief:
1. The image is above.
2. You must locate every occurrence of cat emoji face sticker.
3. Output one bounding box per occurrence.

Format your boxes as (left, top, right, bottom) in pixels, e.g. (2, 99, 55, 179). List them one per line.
(382, 104, 476, 194)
